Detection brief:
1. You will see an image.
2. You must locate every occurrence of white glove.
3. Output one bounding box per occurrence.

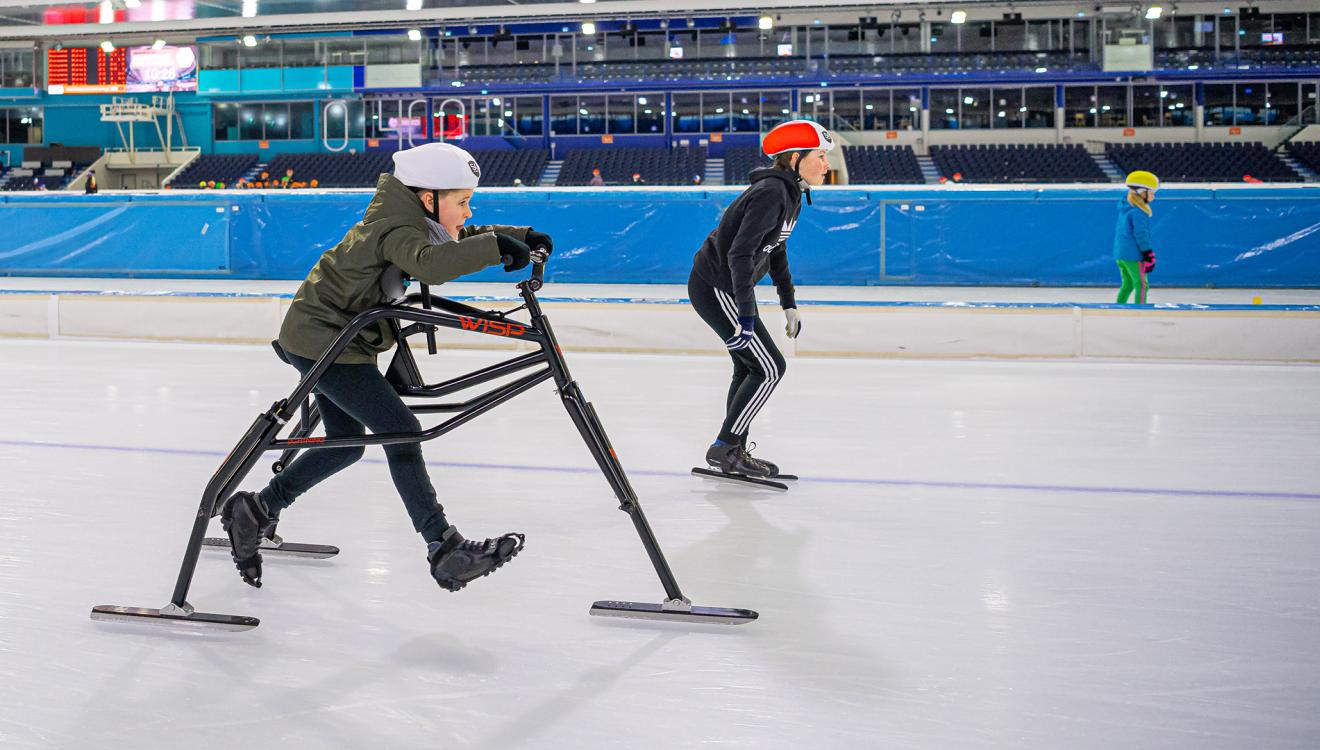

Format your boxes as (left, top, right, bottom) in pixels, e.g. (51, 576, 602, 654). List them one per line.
(784, 307, 801, 339)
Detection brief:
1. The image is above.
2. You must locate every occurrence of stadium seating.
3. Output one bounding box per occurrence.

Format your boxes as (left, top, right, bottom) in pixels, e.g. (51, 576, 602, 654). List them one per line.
(557, 146, 706, 186)
(168, 154, 258, 188)
(472, 148, 550, 186)
(723, 145, 772, 185)
(263, 151, 395, 188)
(843, 145, 925, 184)
(929, 144, 1107, 183)
(1106, 142, 1301, 183)
(1286, 141, 1320, 176)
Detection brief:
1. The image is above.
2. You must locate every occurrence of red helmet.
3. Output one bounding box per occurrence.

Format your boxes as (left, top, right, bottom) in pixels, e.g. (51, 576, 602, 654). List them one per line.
(762, 119, 835, 157)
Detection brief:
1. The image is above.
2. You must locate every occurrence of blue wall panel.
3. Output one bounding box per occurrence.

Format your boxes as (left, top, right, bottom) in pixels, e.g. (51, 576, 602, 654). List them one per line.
(2, 188, 1319, 287)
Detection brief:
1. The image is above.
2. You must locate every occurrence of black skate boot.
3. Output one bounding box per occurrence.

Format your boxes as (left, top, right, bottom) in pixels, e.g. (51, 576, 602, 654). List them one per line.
(738, 439, 779, 477)
(427, 526, 525, 592)
(705, 442, 772, 478)
(219, 491, 277, 588)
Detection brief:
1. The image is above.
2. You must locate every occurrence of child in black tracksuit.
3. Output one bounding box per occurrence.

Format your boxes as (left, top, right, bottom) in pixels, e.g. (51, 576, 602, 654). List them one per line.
(690, 120, 834, 477)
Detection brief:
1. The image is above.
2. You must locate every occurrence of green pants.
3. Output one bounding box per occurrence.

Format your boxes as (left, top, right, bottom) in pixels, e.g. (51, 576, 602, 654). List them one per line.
(1116, 259, 1148, 304)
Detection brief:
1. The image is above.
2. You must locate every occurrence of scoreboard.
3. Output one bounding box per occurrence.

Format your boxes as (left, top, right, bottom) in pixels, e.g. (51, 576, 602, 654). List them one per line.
(47, 46, 128, 94)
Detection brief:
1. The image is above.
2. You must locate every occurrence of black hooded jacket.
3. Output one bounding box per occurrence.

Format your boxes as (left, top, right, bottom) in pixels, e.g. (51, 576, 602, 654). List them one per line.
(691, 167, 801, 318)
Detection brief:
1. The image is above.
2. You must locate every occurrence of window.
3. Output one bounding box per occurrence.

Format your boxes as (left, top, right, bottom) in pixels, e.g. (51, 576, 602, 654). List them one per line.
(1267, 82, 1299, 125)
(289, 102, 314, 139)
(890, 24, 922, 54)
(1234, 82, 1266, 125)
(759, 90, 792, 130)
(549, 95, 577, 135)
(215, 101, 317, 141)
(731, 91, 760, 132)
(894, 89, 920, 130)
(202, 44, 239, 70)
(671, 92, 701, 133)
(827, 25, 862, 57)
(239, 104, 263, 140)
(239, 41, 281, 69)
(1024, 87, 1054, 128)
(262, 102, 289, 140)
(607, 94, 635, 134)
(1203, 84, 1233, 125)
(281, 40, 320, 67)
(636, 95, 662, 133)
(213, 103, 239, 141)
(701, 92, 729, 133)
(1064, 85, 1094, 127)
(1161, 85, 1193, 126)
(960, 87, 992, 129)
(1, 106, 42, 144)
(995, 20, 1027, 51)
(1133, 86, 1161, 127)
(961, 22, 994, 52)
(930, 88, 960, 129)
(862, 90, 891, 130)
(993, 88, 1024, 128)
(0, 49, 34, 87)
(1097, 86, 1128, 127)
(514, 95, 543, 136)
(830, 89, 862, 131)
(929, 23, 954, 53)
(578, 95, 605, 134)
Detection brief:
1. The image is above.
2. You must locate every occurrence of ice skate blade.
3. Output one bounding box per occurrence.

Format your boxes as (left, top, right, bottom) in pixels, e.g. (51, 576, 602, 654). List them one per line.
(590, 600, 759, 625)
(691, 467, 788, 492)
(202, 536, 339, 559)
(90, 605, 259, 631)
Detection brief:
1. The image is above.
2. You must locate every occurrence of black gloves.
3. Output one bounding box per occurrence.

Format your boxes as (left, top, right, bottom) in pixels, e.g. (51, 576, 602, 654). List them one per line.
(525, 230, 554, 264)
(495, 233, 531, 272)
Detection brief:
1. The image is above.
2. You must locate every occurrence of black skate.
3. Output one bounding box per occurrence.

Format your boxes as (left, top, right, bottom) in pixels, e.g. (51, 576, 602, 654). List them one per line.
(219, 491, 277, 588)
(691, 443, 789, 492)
(739, 441, 797, 482)
(428, 526, 525, 592)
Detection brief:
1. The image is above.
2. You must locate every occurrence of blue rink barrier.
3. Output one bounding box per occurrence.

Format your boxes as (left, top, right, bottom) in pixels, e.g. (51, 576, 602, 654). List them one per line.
(1, 186, 1318, 287)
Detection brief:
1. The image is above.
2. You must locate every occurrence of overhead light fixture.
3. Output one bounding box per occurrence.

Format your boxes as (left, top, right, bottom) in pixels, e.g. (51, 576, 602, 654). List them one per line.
(1145, 5, 1163, 19)
(150, 0, 166, 22)
(152, 39, 166, 50)
(1034, 66, 1048, 73)
(242, 0, 258, 19)
(407, 28, 422, 41)
(950, 10, 967, 24)
(758, 15, 774, 30)
(243, 35, 257, 47)
(581, 21, 596, 34)
(100, 40, 115, 53)
(406, 0, 422, 10)
(98, 1, 113, 24)
(580, 0, 597, 3)
(124, 0, 142, 8)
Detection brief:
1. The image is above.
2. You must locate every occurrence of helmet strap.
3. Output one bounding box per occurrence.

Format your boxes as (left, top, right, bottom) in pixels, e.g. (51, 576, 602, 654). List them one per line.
(792, 151, 812, 206)
(426, 189, 441, 223)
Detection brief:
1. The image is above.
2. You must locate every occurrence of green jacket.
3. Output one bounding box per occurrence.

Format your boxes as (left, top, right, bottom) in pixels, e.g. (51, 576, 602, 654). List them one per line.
(278, 173, 528, 364)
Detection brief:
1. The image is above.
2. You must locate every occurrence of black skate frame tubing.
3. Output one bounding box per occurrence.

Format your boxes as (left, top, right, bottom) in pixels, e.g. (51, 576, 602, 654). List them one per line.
(142, 261, 696, 625)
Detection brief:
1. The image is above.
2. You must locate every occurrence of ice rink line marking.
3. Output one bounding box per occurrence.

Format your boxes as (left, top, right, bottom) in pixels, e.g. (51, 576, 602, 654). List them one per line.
(1, 438, 1317, 502)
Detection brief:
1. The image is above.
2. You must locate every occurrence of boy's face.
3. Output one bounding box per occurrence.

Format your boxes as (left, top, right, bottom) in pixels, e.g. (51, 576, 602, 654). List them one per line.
(430, 188, 474, 237)
(796, 149, 831, 186)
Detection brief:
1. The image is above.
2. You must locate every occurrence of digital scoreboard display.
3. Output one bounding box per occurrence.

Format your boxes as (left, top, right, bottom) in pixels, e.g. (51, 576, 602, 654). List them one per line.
(48, 45, 196, 94)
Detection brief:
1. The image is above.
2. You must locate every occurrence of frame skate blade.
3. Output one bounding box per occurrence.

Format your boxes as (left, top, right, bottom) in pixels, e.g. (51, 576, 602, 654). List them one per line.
(202, 536, 339, 559)
(590, 600, 759, 625)
(691, 467, 788, 492)
(91, 605, 259, 631)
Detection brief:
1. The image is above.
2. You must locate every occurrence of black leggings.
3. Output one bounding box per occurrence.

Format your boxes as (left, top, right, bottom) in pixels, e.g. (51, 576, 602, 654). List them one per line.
(258, 351, 450, 543)
(688, 270, 787, 445)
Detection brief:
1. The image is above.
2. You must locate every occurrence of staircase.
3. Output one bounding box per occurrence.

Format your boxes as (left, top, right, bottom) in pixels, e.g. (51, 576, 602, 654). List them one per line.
(242, 161, 269, 183)
(1278, 151, 1318, 182)
(1092, 152, 1124, 183)
(539, 159, 562, 187)
(916, 155, 942, 184)
(703, 158, 724, 186)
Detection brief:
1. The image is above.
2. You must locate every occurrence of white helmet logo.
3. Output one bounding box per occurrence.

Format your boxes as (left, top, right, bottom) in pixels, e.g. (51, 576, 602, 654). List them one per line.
(468, 160, 481, 178)
(821, 130, 833, 144)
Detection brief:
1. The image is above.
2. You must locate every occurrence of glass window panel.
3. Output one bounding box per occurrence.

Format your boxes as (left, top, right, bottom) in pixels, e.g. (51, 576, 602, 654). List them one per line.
(827, 25, 862, 57)
(759, 90, 792, 131)
(1238, 12, 1271, 46)
(514, 95, 543, 136)
(961, 22, 994, 52)
(930, 88, 960, 129)
(995, 20, 1027, 51)
(636, 93, 662, 133)
(1025, 86, 1054, 128)
(672, 92, 701, 133)
(959, 87, 991, 129)
(484, 36, 516, 66)
(262, 102, 289, 140)
(1023, 19, 1052, 50)
(213, 103, 239, 142)
(550, 95, 577, 135)
(1272, 14, 1307, 45)
(1234, 82, 1266, 124)
(576, 30, 604, 63)
(1216, 15, 1238, 51)
(324, 40, 365, 67)
(730, 91, 760, 132)
(890, 24, 922, 54)
(1097, 86, 1128, 127)
(578, 95, 605, 134)
(1064, 85, 1094, 127)
(347, 100, 365, 139)
(289, 102, 314, 139)
(1305, 83, 1319, 124)
(929, 23, 955, 53)
(203, 44, 239, 70)
(861, 89, 890, 130)
(895, 89, 920, 130)
(829, 89, 862, 132)
(1161, 85, 1193, 126)
(1203, 83, 1234, 125)
(607, 95, 635, 134)
(1267, 82, 1299, 124)
(239, 104, 262, 140)
(281, 40, 319, 67)
(240, 41, 282, 68)
(701, 92, 729, 132)
(1132, 85, 1161, 127)
(992, 88, 1024, 128)
(731, 29, 763, 58)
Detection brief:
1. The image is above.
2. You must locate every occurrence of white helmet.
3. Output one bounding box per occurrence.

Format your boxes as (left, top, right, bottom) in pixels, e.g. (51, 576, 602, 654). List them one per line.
(392, 142, 482, 190)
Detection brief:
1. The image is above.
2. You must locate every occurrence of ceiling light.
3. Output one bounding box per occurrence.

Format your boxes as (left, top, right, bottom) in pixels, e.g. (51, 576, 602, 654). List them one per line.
(243, 35, 257, 47)
(950, 10, 967, 24)
(124, 0, 142, 8)
(758, 16, 773, 30)
(580, 0, 597, 3)
(407, 28, 422, 41)
(152, 39, 166, 50)
(1145, 6, 1163, 20)
(98, 1, 113, 24)
(100, 40, 115, 53)
(242, 0, 257, 19)
(406, 0, 422, 9)
(581, 21, 596, 34)
(638, 96, 647, 105)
